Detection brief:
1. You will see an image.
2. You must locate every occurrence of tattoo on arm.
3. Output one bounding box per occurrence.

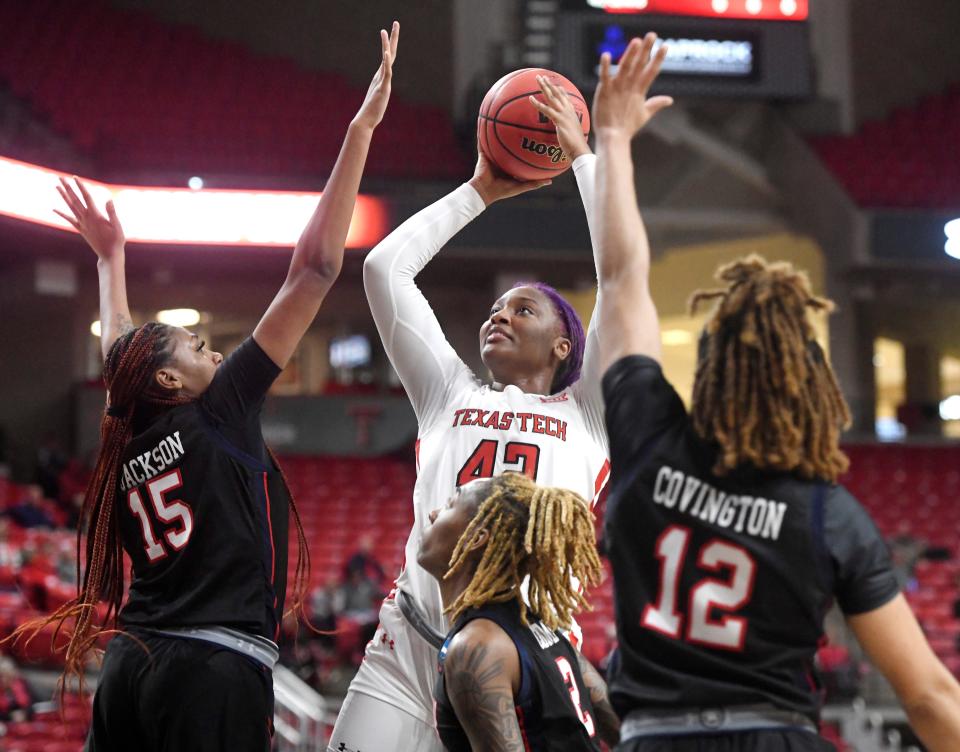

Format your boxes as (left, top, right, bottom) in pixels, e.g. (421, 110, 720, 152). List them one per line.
(577, 651, 621, 747)
(446, 642, 525, 752)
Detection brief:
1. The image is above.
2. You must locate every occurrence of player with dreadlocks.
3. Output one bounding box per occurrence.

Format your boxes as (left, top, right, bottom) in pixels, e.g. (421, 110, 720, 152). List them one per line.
(10, 23, 399, 752)
(591, 32, 960, 752)
(418, 472, 619, 751)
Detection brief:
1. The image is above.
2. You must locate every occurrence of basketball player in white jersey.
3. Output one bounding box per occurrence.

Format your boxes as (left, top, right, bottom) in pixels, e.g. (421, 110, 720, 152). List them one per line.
(327, 92, 610, 752)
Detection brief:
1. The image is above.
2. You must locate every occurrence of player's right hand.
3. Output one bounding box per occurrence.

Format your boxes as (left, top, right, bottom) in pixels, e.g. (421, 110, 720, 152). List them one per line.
(54, 176, 126, 260)
(353, 21, 399, 131)
(529, 75, 591, 163)
(468, 150, 552, 206)
(592, 32, 673, 139)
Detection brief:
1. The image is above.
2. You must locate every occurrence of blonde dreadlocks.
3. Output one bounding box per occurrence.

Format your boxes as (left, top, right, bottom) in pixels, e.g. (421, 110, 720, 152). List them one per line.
(689, 254, 851, 483)
(443, 473, 602, 631)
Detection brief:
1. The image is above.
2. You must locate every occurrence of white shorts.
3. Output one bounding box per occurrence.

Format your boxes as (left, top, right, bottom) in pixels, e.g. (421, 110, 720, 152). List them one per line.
(340, 596, 440, 724)
(327, 690, 444, 752)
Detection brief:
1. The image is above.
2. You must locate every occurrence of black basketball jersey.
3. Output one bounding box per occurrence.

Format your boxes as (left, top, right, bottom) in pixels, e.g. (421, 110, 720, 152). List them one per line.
(435, 601, 601, 752)
(601, 355, 899, 722)
(116, 337, 289, 641)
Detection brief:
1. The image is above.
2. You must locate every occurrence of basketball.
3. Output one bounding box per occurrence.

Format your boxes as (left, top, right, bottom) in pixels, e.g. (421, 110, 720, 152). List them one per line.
(477, 68, 590, 182)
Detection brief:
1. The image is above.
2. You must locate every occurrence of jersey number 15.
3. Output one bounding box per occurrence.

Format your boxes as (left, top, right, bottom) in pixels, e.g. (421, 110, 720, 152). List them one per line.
(127, 470, 194, 563)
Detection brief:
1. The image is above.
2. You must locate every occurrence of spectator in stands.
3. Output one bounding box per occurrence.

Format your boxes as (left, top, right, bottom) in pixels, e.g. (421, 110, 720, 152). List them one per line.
(34, 433, 66, 501)
(5, 485, 56, 529)
(342, 534, 385, 587)
(309, 575, 342, 647)
(889, 521, 925, 592)
(56, 458, 90, 527)
(339, 568, 382, 620)
(0, 518, 21, 572)
(0, 657, 31, 723)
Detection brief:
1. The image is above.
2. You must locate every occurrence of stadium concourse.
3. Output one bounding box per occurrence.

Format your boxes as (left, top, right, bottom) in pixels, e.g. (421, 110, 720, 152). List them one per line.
(0, 0, 959, 751)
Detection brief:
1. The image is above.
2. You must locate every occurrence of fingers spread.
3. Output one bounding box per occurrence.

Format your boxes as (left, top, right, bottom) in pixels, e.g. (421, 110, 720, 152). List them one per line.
(599, 52, 612, 86)
(105, 200, 121, 226)
(58, 177, 84, 215)
(389, 20, 399, 60)
(617, 37, 644, 80)
(53, 208, 80, 230)
(638, 43, 669, 91)
(74, 177, 95, 209)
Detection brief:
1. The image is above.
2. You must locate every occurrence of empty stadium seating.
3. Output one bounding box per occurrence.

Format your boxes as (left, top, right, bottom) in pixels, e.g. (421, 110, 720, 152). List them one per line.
(0, 0, 468, 181)
(812, 84, 960, 208)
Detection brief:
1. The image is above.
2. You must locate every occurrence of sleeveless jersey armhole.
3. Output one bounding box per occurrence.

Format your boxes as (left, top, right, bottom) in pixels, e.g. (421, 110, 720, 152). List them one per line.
(456, 613, 533, 707)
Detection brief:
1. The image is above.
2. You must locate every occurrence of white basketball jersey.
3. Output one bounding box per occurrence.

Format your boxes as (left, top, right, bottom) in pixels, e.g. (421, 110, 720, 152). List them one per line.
(347, 155, 607, 724)
(396, 380, 610, 635)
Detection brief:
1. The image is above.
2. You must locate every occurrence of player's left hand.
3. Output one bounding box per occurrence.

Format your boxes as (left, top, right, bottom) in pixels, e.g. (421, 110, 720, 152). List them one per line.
(592, 32, 673, 138)
(528, 75, 591, 163)
(353, 21, 399, 131)
(54, 176, 126, 260)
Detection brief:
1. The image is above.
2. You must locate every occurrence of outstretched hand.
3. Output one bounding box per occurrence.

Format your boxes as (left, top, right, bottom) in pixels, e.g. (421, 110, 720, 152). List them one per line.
(353, 21, 399, 130)
(468, 150, 552, 207)
(54, 177, 125, 261)
(593, 33, 673, 138)
(528, 75, 591, 163)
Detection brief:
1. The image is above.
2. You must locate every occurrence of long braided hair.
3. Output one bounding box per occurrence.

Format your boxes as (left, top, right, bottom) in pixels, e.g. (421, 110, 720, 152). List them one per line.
(9, 323, 312, 692)
(688, 255, 851, 482)
(443, 473, 602, 631)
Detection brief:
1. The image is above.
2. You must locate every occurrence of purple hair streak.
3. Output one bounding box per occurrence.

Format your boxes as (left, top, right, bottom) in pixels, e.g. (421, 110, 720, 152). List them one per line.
(512, 281, 585, 393)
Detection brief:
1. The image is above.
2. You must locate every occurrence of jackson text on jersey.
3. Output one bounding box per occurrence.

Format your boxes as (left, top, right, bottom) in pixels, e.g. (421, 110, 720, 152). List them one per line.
(119, 431, 185, 493)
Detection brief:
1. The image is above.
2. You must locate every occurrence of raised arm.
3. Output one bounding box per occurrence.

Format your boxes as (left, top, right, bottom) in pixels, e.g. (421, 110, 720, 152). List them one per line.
(592, 34, 673, 373)
(55, 178, 133, 361)
(363, 152, 549, 426)
(444, 621, 525, 752)
(530, 77, 607, 439)
(252, 23, 399, 369)
(848, 595, 960, 751)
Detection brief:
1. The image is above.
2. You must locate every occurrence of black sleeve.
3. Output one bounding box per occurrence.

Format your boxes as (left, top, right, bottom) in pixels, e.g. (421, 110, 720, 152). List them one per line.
(602, 355, 687, 466)
(199, 336, 282, 428)
(824, 485, 900, 615)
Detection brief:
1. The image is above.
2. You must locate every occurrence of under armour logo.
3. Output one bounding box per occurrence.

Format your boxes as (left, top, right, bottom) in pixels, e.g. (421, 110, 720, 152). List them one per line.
(337, 744, 361, 752)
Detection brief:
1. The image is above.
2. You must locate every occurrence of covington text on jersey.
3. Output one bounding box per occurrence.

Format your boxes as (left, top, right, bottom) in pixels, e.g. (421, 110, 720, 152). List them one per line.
(450, 409, 567, 441)
(119, 431, 185, 493)
(652, 465, 787, 541)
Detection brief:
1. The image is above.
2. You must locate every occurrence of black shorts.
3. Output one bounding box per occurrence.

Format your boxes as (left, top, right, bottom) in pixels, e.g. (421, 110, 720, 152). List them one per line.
(616, 729, 836, 752)
(86, 631, 274, 752)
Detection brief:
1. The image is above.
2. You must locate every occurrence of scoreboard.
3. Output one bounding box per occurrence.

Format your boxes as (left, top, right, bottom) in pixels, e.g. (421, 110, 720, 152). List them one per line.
(525, 0, 812, 99)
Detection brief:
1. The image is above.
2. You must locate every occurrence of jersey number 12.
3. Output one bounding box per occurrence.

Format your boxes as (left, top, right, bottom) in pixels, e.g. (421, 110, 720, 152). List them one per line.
(641, 525, 756, 651)
(127, 470, 194, 563)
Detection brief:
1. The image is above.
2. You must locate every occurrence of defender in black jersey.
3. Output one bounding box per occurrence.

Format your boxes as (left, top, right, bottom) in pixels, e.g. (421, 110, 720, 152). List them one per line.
(418, 473, 619, 751)
(14, 24, 402, 752)
(586, 33, 960, 751)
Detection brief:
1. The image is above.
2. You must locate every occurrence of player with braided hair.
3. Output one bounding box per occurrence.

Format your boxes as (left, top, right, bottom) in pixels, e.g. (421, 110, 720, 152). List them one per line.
(9, 22, 399, 752)
(418, 473, 619, 751)
(687, 256, 851, 482)
(592, 32, 960, 752)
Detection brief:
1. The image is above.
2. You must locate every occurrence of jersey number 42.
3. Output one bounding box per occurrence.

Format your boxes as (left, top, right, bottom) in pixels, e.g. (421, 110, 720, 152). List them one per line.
(457, 440, 541, 486)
